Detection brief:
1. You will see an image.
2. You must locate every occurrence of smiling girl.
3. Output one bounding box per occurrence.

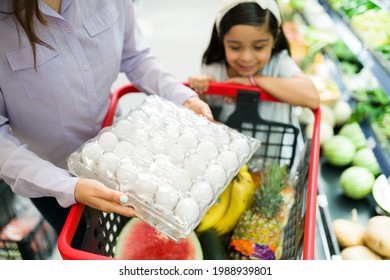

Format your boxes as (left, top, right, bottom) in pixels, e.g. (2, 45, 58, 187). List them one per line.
(188, 0, 319, 124)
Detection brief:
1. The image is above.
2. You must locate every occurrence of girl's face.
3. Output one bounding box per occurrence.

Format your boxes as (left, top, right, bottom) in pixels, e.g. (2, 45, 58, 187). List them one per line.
(223, 24, 274, 77)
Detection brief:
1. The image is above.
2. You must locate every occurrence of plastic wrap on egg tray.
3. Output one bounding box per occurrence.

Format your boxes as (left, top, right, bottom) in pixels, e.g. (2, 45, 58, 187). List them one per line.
(67, 95, 260, 242)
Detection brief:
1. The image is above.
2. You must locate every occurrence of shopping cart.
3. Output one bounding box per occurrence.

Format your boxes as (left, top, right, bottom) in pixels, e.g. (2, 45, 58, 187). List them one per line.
(58, 82, 321, 260)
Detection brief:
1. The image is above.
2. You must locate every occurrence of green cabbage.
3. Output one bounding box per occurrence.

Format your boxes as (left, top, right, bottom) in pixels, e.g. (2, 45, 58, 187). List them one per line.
(322, 135, 356, 167)
(340, 166, 375, 200)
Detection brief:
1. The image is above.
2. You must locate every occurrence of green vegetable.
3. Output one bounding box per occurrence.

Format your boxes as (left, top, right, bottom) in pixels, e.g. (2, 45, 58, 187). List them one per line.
(338, 122, 367, 150)
(352, 147, 381, 176)
(340, 166, 375, 199)
(333, 100, 352, 126)
(197, 229, 227, 260)
(322, 135, 356, 167)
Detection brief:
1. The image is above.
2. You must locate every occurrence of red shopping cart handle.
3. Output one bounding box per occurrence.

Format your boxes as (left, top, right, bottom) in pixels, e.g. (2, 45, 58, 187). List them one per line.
(103, 82, 278, 128)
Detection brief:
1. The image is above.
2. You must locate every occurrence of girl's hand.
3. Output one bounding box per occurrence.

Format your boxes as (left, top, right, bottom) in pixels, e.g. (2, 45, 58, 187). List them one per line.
(223, 77, 252, 104)
(74, 178, 136, 217)
(188, 75, 215, 94)
(183, 95, 214, 121)
(224, 77, 252, 86)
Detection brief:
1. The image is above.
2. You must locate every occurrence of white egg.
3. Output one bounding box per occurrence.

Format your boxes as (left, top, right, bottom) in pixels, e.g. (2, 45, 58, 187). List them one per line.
(116, 162, 138, 183)
(174, 197, 200, 225)
(113, 141, 134, 159)
(217, 150, 239, 174)
(133, 172, 157, 201)
(147, 114, 165, 131)
(172, 169, 192, 193)
(155, 183, 179, 212)
(213, 126, 230, 147)
(184, 154, 207, 179)
(153, 156, 174, 178)
(165, 116, 180, 126)
(177, 131, 198, 150)
(150, 132, 169, 155)
(204, 164, 226, 190)
(196, 140, 219, 161)
(133, 146, 153, 169)
(194, 115, 210, 127)
(114, 119, 134, 140)
(97, 152, 121, 178)
(98, 131, 119, 152)
(81, 142, 103, 167)
(165, 124, 180, 143)
(169, 144, 186, 164)
(119, 182, 135, 194)
(190, 181, 213, 208)
(132, 126, 150, 144)
(130, 110, 148, 124)
(229, 138, 250, 160)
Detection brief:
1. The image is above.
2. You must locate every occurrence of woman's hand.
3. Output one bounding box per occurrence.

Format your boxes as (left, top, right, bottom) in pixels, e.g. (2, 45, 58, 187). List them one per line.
(183, 95, 214, 121)
(188, 74, 215, 94)
(74, 178, 135, 217)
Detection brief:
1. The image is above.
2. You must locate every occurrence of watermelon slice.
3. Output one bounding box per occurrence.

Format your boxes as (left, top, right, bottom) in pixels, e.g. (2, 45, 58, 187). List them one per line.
(114, 218, 203, 260)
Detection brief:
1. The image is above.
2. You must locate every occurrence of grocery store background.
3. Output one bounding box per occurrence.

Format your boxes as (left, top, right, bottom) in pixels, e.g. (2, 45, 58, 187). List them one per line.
(1, 0, 389, 260)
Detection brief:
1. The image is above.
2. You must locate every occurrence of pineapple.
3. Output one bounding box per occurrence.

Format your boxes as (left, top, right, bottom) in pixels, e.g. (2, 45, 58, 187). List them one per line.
(228, 163, 294, 260)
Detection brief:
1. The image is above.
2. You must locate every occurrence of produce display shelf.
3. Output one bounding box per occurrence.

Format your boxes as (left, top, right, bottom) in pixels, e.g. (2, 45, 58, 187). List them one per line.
(317, 0, 390, 95)
(316, 158, 377, 259)
(360, 120, 390, 178)
(321, 49, 390, 178)
(371, 0, 390, 11)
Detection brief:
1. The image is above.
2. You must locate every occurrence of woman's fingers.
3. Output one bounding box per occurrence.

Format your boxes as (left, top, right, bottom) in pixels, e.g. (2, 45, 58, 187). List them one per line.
(75, 179, 136, 217)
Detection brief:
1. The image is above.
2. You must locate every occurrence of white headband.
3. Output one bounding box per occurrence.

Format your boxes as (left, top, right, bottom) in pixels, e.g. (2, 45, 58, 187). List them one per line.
(215, 0, 282, 34)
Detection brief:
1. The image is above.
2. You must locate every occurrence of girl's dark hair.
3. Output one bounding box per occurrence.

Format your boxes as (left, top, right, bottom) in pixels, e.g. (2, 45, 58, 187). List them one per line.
(5, 0, 52, 66)
(202, 2, 290, 65)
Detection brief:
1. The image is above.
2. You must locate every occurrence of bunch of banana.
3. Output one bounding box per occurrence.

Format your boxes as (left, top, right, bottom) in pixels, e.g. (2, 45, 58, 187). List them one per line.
(212, 165, 256, 236)
(196, 180, 233, 232)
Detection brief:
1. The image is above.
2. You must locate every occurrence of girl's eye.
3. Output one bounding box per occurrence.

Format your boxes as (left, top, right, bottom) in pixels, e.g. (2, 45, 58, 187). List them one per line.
(229, 46, 240, 51)
(255, 46, 265, 51)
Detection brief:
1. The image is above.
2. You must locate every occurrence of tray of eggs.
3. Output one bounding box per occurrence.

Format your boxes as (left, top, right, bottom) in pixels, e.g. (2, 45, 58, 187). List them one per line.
(67, 95, 260, 242)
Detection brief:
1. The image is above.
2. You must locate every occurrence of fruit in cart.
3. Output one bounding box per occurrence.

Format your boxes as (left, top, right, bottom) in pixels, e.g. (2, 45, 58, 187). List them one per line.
(229, 163, 294, 260)
(364, 215, 390, 258)
(114, 218, 203, 260)
(340, 166, 375, 200)
(212, 165, 256, 236)
(372, 175, 390, 216)
(338, 122, 368, 150)
(332, 209, 365, 248)
(197, 229, 227, 260)
(352, 147, 381, 176)
(196, 179, 233, 232)
(322, 135, 356, 167)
